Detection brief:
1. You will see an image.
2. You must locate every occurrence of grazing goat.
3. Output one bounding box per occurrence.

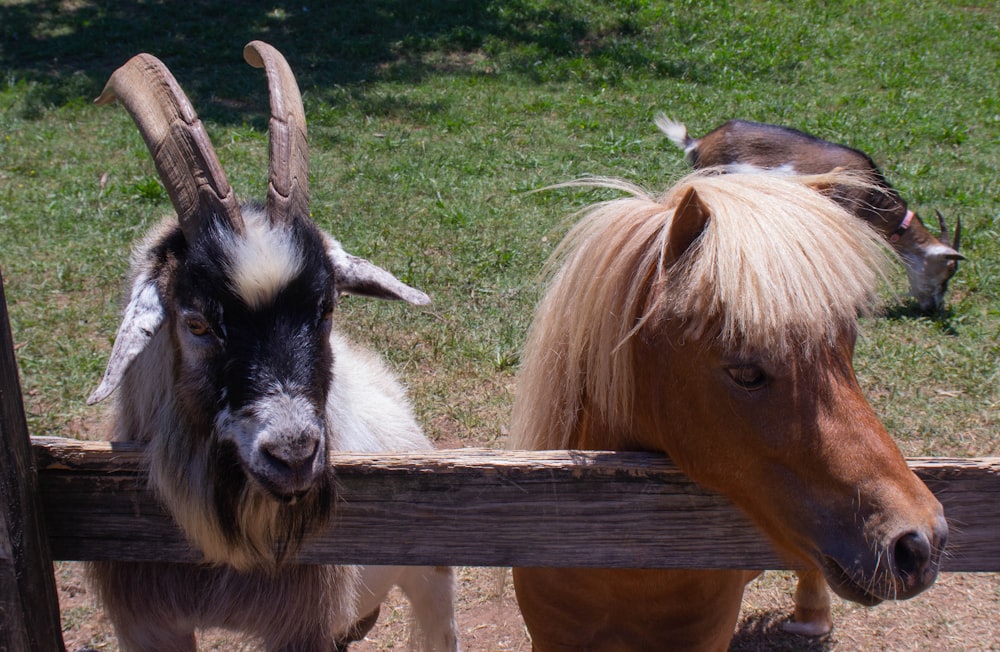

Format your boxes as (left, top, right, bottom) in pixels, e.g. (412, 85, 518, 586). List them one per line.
(85, 41, 459, 651)
(656, 115, 963, 313)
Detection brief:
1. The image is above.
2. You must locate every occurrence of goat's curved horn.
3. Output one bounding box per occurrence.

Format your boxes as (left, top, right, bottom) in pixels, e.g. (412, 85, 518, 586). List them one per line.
(96, 53, 244, 240)
(243, 41, 308, 225)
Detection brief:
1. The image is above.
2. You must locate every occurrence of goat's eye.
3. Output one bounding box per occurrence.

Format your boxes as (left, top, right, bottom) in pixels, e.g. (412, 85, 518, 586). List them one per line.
(726, 365, 768, 391)
(186, 317, 211, 337)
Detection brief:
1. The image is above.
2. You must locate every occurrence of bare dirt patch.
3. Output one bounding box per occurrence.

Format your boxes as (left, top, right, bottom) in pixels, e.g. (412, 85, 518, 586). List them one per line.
(348, 569, 1000, 652)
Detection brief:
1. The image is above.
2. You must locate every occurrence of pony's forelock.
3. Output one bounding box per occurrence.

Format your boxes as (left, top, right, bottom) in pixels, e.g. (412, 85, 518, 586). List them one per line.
(658, 171, 893, 352)
(512, 170, 895, 450)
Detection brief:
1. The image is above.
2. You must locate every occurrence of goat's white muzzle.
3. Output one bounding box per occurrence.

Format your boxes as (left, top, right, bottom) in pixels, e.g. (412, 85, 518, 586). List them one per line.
(217, 393, 328, 499)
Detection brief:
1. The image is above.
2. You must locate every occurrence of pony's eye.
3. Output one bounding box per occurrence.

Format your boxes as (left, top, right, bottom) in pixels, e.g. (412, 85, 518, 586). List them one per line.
(186, 317, 211, 337)
(726, 365, 768, 391)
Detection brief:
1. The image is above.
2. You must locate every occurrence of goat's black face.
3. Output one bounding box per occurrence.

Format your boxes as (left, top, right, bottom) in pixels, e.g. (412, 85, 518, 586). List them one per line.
(169, 209, 336, 501)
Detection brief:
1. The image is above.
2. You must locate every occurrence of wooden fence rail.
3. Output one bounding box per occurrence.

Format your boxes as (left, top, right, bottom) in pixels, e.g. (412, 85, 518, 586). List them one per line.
(30, 438, 1000, 571)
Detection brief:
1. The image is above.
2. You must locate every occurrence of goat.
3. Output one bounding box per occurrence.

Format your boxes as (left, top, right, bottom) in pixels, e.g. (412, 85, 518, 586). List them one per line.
(656, 115, 963, 313)
(85, 41, 459, 651)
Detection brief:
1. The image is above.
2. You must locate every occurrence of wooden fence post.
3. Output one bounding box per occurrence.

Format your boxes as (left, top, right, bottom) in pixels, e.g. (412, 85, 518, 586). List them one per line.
(0, 268, 66, 652)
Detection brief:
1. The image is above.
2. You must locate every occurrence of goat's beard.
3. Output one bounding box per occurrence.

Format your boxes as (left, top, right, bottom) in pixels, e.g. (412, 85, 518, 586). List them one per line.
(189, 441, 335, 571)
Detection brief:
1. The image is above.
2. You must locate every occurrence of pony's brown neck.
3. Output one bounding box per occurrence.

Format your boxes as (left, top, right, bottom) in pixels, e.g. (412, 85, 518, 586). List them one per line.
(573, 412, 647, 453)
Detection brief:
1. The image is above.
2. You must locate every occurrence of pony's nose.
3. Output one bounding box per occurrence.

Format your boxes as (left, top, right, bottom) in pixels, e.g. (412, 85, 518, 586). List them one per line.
(892, 531, 930, 578)
(891, 524, 945, 592)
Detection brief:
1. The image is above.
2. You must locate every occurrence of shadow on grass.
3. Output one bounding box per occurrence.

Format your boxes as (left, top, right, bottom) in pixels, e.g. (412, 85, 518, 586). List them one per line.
(730, 610, 835, 652)
(882, 301, 961, 336)
(0, 0, 709, 123)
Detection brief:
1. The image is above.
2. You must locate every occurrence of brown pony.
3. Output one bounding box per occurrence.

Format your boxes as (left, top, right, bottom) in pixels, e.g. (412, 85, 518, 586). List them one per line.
(510, 171, 947, 651)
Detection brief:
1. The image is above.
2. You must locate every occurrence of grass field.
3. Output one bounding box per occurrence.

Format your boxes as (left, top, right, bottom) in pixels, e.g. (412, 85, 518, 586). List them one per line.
(2, 0, 998, 650)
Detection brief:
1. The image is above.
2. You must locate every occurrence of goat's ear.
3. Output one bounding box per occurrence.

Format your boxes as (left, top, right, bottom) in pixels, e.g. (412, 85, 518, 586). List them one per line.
(87, 276, 165, 404)
(931, 243, 965, 262)
(326, 239, 431, 306)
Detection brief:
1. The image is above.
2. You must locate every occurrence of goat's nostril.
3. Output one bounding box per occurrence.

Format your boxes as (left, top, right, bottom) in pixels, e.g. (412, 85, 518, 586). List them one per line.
(260, 437, 320, 475)
(260, 445, 291, 473)
(298, 439, 320, 469)
(892, 531, 932, 581)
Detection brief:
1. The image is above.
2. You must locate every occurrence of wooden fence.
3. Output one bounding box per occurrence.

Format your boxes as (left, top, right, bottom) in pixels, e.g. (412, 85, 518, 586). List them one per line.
(2, 268, 999, 651)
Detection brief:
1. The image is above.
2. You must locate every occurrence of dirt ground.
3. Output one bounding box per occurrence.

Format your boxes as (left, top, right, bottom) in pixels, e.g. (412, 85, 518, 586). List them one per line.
(59, 561, 999, 651)
(346, 569, 1000, 652)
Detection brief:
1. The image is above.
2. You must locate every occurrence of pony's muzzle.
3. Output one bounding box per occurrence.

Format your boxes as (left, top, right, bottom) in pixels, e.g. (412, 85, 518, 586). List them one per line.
(889, 517, 948, 596)
(824, 511, 947, 605)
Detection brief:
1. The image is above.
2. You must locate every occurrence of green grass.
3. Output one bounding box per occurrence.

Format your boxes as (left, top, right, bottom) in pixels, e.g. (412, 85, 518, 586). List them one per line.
(1, 0, 998, 459)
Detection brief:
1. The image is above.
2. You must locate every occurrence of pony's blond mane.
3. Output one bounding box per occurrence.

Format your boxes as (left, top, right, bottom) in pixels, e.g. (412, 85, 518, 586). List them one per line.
(511, 170, 894, 450)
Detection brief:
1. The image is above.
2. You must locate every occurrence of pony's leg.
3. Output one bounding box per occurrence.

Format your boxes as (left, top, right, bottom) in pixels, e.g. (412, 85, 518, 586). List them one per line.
(396, 566, 460, 652)
(783, 569, 833, 636)
(514, 568, 747, 652)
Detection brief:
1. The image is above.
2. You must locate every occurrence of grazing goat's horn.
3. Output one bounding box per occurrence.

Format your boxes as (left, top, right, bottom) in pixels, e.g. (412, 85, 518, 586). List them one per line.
(935, 209, 963, 251)
(243, 41, 309, 225)
(96, 53, 244, 240)
(936, 210, 949, 244)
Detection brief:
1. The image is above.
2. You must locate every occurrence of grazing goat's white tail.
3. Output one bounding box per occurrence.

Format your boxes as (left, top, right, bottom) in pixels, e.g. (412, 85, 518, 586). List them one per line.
(654, 113, 695, 157)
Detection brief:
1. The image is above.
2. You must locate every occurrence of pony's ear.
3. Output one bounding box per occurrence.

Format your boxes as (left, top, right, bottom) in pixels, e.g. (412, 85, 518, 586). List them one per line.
(665, 186, 710, 265)
(87, 276, 165, 405)
(326, 238, 431, 306)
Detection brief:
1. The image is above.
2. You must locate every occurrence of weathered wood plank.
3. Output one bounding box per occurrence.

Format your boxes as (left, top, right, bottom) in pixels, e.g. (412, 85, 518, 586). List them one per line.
(0, 271, 66, 652)
(1, 504, 32, 652)
(32, 437, 1000, 571)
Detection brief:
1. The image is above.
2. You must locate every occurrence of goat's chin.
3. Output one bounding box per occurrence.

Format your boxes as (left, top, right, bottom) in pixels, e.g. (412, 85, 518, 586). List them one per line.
(173, 467, 336, 572)
(247, 472, 334, 567)
(168, 441, 332, 569)
(249, 469, 326, 505)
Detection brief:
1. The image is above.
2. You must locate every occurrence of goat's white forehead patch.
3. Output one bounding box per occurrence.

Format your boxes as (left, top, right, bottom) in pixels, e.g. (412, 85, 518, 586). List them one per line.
(222, 212, 304, 309)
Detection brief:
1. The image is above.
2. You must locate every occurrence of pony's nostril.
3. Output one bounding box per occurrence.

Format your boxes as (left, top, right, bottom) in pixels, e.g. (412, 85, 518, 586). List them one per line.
(892, 531, 932, 581)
